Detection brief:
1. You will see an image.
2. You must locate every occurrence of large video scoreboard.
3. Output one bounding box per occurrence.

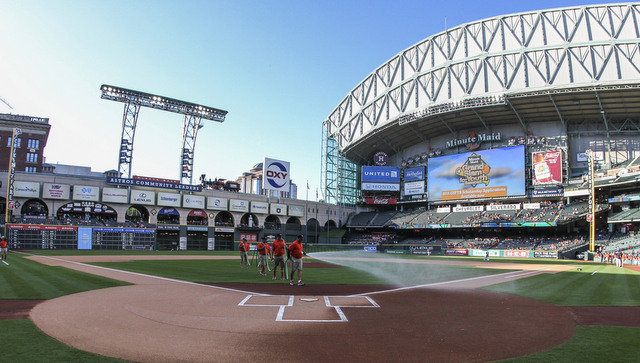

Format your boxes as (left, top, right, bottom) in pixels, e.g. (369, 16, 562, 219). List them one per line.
(427, 145, 526, 201)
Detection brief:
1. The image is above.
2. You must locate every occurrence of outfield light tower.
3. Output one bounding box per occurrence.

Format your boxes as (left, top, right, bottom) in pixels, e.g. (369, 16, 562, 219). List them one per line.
(100, 85, 228, 184)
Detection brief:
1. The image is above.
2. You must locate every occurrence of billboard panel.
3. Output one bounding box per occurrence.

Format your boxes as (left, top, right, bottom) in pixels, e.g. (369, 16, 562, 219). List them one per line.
(130, 189, 155, 205)
(207, 197, 228, 211)
(404, 167, 425, 181)
(43, 183, 70, 200)
(288, 205, 304, 217)
(250, 201, 269, 214)
(403, 181, 425, 195)
(14, 181, 40, 198)
(263, 157, 290, 192)
(230, 199, 249, 212)
(427, 145, 525, 201)
(183, 195, 205, 209)
(102, 187, 128, 203)
(270, 203, 287, 216)
(157, 192, 181, 207)
(361, 166, 400, 182)
(532, 150, 563, 185)
(73, 185, 100, 201)
(361, 182, 400, 191)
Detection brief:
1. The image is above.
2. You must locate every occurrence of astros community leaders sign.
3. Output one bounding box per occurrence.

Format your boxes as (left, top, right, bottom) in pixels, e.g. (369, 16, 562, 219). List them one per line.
(106, 176, 202, 192)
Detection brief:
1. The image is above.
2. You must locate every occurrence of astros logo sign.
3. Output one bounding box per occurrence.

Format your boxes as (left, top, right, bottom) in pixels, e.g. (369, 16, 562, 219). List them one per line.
(264, 157, 291, 192)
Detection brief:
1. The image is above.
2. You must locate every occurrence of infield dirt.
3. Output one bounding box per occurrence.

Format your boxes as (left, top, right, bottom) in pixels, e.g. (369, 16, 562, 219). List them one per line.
(19, 255, 639, 362)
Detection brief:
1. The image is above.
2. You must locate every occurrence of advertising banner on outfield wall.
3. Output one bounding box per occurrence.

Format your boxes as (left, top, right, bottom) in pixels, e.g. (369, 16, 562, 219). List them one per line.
(288, 205, 304, 217)
(14, 181, 40, 198)
(250, 201, 269, 214)
(157, 192, 180, 207)
(207, 197, 228, 211)
(504, 250, 530, 258)
(534, 251, 558, 259)
(230, 199, 249, 213)
(43, 183, 70, 200)
(102, 187, 128, 203)
(183, 195, 205, 209)
(240, 233, 257, 242)
(470, 249, 501, 258)
(73, 185, 100, 201)
(270, 203, 287, 216)
(130, 189, 155, 205)
(445, 249, 468, 256)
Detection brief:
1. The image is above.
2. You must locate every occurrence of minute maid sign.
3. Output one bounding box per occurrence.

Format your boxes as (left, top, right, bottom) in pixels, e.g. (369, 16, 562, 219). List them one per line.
(446, 132, 501, 151)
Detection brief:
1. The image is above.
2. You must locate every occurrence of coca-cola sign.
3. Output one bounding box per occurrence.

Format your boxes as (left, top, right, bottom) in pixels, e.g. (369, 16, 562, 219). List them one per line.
(365, 198, 397, 205)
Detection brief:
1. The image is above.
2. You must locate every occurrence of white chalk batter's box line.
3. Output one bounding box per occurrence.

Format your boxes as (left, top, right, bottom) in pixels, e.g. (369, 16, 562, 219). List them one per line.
(238, 295, 380, 322)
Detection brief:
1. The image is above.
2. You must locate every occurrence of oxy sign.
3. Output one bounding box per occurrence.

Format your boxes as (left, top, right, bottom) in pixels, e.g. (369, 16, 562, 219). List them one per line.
(263, 157, 290, 192)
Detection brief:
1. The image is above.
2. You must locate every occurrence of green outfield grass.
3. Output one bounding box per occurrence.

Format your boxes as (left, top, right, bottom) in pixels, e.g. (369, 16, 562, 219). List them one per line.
(90, 255, 515, 286)
(0, 319, 127, 363)
(1, 250, 638, 362)
(0, 253, 129, 299)
(485, 263, 640, 306)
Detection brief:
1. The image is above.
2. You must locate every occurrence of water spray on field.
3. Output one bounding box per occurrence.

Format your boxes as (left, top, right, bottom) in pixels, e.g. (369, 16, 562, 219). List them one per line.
(308, 250, 438, 286)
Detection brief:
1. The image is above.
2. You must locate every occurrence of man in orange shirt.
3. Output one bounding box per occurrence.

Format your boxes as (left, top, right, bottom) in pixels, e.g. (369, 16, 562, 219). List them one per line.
(0, 236, 7, 262)
(271, 234, 287, 280)
(256, 237, 268, 276)
(239, 238, 250, 268)
(287, 235, 306, 286)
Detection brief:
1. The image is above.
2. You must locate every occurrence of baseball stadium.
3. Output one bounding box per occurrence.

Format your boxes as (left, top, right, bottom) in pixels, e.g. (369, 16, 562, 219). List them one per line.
(1, 3, 640, 363)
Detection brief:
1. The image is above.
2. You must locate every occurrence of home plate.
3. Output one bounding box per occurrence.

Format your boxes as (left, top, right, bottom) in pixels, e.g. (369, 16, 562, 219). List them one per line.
(300, 298, 318, 302)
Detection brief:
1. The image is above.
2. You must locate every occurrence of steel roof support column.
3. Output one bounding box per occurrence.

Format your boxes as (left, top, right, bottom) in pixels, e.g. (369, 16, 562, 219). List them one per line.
(548, 95, 567, 130)
(505, 97, 528, 133)
(180, 115, 202, 185)
(471, 109, 490, 130)
(118, 102, 140, 178)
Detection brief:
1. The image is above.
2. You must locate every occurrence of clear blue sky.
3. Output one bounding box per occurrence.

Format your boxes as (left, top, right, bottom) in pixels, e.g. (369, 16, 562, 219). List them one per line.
(0, 0, 607, 200)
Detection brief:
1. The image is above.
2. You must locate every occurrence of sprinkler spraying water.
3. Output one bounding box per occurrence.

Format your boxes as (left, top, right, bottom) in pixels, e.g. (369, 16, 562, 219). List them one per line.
(308, 250, 436, 286)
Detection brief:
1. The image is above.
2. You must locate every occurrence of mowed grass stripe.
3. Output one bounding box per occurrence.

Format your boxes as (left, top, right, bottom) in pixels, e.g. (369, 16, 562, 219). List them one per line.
(0, 254, 129, 299)
(484, 264, 640, 306)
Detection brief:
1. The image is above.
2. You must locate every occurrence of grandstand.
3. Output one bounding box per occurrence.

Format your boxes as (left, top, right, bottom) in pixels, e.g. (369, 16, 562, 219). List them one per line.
(325, 4, 640, 259)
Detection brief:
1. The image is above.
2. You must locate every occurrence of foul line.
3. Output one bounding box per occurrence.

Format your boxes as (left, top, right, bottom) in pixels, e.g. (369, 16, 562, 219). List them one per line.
(20, 252, 271, 296)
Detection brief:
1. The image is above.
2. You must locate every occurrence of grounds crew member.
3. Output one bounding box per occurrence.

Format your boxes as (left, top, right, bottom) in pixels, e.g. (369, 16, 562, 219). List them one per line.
(271, 234, 288, 280)
(256, 237, 268, 276)
(288, 235, 306, 286)
(239, 238, 250, 267)
(0, 236, 7, 262)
